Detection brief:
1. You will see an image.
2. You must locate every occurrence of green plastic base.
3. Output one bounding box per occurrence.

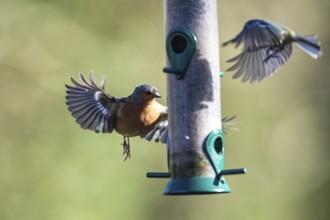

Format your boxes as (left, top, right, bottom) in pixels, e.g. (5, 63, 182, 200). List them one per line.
(164, 177, 231, 195)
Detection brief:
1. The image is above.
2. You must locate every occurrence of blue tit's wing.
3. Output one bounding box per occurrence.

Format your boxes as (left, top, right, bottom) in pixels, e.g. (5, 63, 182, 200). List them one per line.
(65, 72, 125, 133)
(227, 44, 292, 83)
(223, 19, 284, 50)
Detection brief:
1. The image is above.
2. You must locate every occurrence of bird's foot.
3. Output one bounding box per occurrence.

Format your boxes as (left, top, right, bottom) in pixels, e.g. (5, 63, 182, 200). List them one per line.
(264, 46, 283, 62)
(122, 137, 131, 161)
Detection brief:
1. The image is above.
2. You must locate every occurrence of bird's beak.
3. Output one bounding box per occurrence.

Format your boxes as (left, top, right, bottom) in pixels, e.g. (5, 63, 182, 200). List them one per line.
(153, 92, 161, 98)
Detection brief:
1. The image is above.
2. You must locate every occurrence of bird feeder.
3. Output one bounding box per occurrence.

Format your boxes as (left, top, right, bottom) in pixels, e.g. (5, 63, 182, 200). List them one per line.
(147, 0, 246, 195)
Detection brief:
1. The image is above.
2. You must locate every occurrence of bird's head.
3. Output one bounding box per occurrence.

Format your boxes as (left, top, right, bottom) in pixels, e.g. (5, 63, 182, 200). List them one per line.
(132, 84, 161, 103)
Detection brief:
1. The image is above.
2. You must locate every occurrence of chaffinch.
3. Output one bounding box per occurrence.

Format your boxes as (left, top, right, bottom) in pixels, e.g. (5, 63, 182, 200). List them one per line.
(65, 72, 235, 160)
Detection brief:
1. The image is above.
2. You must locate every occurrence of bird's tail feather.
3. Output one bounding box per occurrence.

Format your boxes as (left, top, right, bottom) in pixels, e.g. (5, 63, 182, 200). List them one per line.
(295, 35, 322, 59)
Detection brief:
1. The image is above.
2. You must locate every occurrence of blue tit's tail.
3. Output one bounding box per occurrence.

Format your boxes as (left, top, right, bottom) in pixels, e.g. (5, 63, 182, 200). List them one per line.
(295, 35, 322, 59)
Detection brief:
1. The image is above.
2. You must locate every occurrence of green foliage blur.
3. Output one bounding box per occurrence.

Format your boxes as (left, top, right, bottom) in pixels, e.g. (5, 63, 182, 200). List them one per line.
(1, 0, 329, 219)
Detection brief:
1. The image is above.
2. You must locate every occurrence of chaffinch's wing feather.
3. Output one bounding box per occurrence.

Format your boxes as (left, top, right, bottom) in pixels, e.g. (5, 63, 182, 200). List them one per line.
(143, 115, 238, 143)
(65, 72, 125, 133)
(143, 113, 168, 143)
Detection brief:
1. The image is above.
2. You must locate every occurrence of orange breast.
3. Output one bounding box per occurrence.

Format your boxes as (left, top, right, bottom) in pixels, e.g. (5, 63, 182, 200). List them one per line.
(115, 101, 163, 137)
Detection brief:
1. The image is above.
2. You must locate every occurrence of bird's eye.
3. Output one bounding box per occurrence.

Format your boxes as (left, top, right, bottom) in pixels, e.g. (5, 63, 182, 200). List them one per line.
(146, 91, 153, 95)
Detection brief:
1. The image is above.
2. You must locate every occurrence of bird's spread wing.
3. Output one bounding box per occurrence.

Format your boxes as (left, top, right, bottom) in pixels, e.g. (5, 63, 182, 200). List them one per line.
(143, 113, 168, 143)
(227, 44, 292, 83)
(223, 19, 284, 50)
(223, 19, 293, 83)
(242, 20, 284, 50)
(65, 72, 125, 133)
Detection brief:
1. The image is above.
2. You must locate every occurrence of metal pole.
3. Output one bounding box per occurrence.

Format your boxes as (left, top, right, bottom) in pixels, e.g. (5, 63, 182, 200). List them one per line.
(164, 0, 223, 194)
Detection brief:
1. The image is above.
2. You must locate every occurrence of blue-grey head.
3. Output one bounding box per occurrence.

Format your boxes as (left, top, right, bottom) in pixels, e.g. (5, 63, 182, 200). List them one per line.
(132, 84, 161, 103)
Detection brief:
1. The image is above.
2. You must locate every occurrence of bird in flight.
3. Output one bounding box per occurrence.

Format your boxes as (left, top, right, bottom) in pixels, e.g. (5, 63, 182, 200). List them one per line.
(222, 19, 322, 83)
(65, 72, 168, 160)
(65, 72, 236, 160)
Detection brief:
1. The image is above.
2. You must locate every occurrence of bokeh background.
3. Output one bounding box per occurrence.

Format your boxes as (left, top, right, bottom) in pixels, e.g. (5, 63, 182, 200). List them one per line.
(1, 0, 329, 219)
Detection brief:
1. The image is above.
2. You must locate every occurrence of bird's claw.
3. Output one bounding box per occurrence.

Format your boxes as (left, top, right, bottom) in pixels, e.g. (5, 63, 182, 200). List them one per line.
(264, 46, 283, 62)
(122, 137, 131, 161)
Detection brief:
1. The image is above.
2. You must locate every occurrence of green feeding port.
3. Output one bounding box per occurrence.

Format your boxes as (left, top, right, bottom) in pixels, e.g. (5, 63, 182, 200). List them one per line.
(205, 129, 225, 176)
(204, 129, 247, 191)
(147, 129, 247, 195)
(163, 27, 197, 79)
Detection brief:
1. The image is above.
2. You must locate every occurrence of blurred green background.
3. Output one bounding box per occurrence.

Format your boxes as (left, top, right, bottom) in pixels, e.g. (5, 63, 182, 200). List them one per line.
(1, 0, 329, 219)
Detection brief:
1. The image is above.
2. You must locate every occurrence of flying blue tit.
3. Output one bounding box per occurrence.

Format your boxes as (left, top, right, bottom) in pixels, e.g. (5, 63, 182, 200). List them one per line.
(223, 19, 322, 83)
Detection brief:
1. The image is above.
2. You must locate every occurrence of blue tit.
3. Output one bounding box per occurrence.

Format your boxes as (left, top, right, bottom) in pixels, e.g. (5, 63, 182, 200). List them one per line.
(222, 19, 322, 83)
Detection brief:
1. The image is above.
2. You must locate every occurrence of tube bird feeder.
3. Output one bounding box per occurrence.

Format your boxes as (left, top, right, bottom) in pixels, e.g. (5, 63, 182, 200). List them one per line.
(147, 0, 246, 195)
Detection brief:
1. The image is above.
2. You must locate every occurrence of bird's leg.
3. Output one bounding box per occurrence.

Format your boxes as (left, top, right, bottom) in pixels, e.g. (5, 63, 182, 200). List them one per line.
(122, 136, 131, 161)
(265, 46, 280, 61)
(265, 45, 286, 62)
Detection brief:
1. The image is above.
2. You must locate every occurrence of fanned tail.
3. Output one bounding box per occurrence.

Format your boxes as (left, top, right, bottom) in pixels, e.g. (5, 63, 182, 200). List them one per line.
(295, 35, 322, 59)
